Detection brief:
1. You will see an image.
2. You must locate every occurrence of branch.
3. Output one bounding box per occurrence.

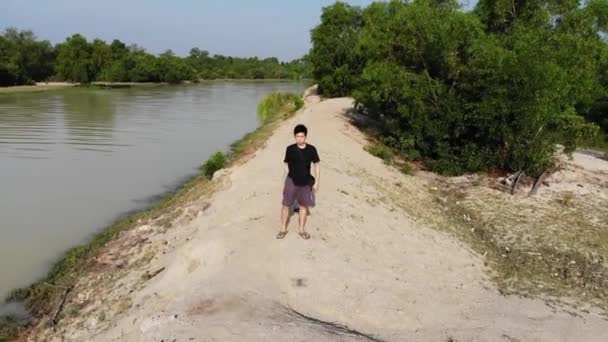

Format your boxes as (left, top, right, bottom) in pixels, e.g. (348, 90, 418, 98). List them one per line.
(50, 285, 74, 331)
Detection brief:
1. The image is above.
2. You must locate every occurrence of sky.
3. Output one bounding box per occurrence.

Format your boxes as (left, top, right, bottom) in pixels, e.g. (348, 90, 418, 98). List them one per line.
(1, 0, 478, 61)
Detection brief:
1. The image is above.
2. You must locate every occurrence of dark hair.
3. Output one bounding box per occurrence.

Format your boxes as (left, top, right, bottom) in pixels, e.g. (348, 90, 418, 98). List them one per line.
(294, 124, 308, 136)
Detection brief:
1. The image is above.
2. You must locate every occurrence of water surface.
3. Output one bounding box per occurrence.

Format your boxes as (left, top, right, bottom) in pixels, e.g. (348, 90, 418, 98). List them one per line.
(0, 82, 305, 307)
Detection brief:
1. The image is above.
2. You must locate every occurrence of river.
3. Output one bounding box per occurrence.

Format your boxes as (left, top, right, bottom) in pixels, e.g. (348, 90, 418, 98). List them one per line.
(0, 82, 305, 310)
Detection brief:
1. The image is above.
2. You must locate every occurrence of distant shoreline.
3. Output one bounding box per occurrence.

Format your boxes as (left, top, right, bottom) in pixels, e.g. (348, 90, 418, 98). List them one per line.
(0, 79, 309, 94)
(0, 82, 77, 93)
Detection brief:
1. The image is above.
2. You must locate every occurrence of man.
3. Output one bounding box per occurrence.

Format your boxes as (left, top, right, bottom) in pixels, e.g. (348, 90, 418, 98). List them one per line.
(277, 124, 320, 240)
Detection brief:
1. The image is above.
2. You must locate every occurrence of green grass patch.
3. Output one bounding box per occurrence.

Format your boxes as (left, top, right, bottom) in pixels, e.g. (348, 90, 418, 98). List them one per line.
(585, 136, 608, 153)
(200, 151, 227, 178)
(365, 142, 394, 163)
(257, 92, 303, 124)
(364, 141, 415, 175)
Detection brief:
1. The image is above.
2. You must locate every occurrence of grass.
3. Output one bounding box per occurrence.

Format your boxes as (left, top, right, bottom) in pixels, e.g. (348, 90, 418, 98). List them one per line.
(200, 151, 227, 178)
(364, 142, 394, 163)
(364, 141, 415, 175)
(356, 126, 608, 314)
(585, 137, 608, 153)
(257, 92, 304, 124)
(433, 177, 608, 311)
(1, 90, 305, 339)
(359, 161, 608, 314)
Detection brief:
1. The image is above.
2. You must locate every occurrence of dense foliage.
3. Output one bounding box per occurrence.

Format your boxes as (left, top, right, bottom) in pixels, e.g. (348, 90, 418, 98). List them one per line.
(310, 0, 608, 175)
(0, 28, 55, 86)
(0, 28, 311, 86)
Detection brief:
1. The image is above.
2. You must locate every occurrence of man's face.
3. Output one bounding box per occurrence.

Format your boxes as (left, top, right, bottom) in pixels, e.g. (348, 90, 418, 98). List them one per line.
(295, 132, 306, 145)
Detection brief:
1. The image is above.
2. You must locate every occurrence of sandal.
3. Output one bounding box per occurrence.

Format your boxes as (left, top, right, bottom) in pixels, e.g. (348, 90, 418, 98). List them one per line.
(276, 231, 288, 239)
(298, 231, 311, 240)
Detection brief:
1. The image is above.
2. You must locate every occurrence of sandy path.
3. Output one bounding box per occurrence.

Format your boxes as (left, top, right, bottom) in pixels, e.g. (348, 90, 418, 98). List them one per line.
(40, 93, 608, 342)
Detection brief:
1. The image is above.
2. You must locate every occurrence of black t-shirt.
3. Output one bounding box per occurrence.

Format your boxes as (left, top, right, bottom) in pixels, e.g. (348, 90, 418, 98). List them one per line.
(284, 143, 320, 186)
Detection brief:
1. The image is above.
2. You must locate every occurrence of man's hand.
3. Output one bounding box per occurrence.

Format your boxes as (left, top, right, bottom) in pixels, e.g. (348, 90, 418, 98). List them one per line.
(313, 162, 320, 193)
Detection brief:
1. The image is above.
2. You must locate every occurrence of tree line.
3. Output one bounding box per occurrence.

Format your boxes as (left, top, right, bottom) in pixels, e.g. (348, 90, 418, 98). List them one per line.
(0, 28, 311, 86)
(309, 0, 608, 175)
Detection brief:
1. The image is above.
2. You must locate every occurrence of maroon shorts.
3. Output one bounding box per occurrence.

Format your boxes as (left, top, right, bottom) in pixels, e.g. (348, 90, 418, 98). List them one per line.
(282, 177, 314, 208)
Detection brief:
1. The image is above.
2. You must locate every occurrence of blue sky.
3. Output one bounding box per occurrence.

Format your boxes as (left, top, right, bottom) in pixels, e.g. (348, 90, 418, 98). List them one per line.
(1, 0, 477, 61)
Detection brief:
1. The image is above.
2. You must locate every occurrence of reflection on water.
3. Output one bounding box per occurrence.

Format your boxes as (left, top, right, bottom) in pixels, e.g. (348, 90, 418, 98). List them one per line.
(62, 90, 117, 149)
(0, 94, 58, 159)
(0, 82, 305, 306)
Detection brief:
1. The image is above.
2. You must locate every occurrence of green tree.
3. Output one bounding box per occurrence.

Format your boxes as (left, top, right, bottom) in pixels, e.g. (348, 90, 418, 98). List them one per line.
(129, 52, 160, 82)
(309, 2, 363, 96)
(90, 39, 111, 79)
(156, 54, 193, 84)
(109, 39, 128, 60)
(1, 28, 307, 86)
(55, 34, 94, 83)
(0, 28, 55, 85)
(0, 36, 19, 86)
(311, 0, 607, 174)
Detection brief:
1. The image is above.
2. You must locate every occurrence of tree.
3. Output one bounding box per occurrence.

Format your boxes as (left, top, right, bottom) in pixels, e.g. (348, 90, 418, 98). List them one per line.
(156, 55, 193, 84)
(0, 28, 55, 85)
(129, 52, 159, 82)
(1, 28, 307, 86)
(109, 39, 128, 60)
(0, 34, 19, 85)
(55, 34, 94, 83)
(309, 2, 363, 96)
(160, 49, 175, 58)
(90, 39, 111, 78)
(310, 0, 607, 175)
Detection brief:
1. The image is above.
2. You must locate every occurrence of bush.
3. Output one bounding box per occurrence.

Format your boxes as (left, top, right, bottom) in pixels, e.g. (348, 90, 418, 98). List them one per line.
(200, 151, 226, 178)
(257, 92, 303, 124)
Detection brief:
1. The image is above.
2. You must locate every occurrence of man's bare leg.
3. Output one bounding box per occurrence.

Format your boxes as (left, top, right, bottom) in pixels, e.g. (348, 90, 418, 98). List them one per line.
(298, 207, 310, 239)
(277, 205, 290, 239)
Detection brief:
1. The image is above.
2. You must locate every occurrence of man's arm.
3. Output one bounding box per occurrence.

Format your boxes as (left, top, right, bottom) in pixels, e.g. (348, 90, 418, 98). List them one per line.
(311, 146, 321, 192)
(313, 162, 320, 192)
(283, 147, 289, 179)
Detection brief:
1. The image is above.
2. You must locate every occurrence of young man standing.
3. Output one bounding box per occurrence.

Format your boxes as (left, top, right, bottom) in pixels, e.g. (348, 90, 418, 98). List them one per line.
(277, 124, 320, 240)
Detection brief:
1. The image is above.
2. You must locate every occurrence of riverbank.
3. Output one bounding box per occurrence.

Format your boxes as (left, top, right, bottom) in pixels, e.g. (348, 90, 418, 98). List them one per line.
(0, 82, 163, 93)
(0, 88, 305, 341)
(0, 82, 77, 94)
(0, 79, 310, 94)
(9, 87, 608, 341)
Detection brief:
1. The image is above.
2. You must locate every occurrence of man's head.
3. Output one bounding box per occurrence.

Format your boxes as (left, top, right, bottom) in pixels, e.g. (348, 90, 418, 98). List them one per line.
(293, 124, 308, 145)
